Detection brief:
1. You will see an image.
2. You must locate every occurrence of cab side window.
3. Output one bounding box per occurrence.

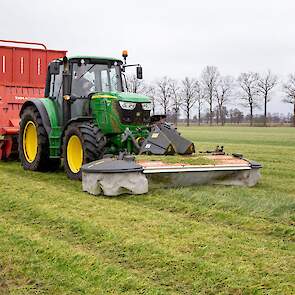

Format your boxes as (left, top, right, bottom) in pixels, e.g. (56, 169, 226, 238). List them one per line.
(49, 65, 63, 99)
(101, 69, 109, 92)
(48, 65, 64, 124)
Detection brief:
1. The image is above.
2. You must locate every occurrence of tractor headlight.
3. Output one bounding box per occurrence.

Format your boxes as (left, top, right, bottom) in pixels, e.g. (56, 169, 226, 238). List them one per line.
(142, 103, 152, 111)
(119, 101, 136, 110)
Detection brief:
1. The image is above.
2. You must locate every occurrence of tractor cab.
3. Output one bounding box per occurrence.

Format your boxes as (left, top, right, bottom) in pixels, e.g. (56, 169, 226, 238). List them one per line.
(63, 57, 124, 97)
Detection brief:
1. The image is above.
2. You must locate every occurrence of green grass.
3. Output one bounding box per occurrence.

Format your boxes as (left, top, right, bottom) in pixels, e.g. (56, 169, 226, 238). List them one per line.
(0, 126, 294, 294)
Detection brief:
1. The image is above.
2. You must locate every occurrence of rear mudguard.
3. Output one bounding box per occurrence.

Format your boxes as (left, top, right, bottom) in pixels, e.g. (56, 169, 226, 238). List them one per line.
(20, 98, 62, 157)
(20, 99, 53, 136)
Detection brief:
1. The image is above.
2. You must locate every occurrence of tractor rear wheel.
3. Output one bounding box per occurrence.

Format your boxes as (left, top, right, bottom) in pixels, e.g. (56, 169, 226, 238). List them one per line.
(19, 106, 50, 171)
(63, 122, 106, 180)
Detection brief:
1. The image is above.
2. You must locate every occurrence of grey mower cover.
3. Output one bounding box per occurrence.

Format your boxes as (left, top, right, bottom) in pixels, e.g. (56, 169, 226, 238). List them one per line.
(139, 125, 176, 155)
(158, 123, 195, 155)
(140, 123, 195, 155)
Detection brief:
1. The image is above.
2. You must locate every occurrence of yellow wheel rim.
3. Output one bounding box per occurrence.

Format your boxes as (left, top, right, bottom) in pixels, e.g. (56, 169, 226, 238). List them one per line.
(23, 121, 38, 163)
(67, 135, 83, 173)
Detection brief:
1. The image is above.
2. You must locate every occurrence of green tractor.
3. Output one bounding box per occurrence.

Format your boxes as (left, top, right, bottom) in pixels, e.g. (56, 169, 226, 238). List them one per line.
(19, 53, 194, 179)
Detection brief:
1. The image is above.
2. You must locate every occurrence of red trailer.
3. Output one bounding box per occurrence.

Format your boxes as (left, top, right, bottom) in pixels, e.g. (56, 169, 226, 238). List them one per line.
(0, 40, 66, 160)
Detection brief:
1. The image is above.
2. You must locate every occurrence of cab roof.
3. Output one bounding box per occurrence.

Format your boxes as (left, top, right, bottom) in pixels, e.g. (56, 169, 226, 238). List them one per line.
(68, 56, 122, 63)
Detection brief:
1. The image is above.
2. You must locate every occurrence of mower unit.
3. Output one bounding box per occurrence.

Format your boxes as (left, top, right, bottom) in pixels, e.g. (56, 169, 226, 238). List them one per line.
(81, 153, 262, 196)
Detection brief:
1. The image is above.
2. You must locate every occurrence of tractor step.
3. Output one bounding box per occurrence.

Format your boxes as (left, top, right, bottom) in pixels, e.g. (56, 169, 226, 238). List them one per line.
(49, 127, 62, 157)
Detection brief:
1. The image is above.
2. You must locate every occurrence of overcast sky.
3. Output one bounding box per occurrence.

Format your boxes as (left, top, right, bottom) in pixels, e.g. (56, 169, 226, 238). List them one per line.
(1, 0, 295, 114)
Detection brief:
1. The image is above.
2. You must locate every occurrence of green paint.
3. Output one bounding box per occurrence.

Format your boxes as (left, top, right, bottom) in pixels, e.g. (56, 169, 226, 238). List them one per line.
(115, 92, 150, 103)
(90, 91, 150, 153)
(91, 91, 150, 103)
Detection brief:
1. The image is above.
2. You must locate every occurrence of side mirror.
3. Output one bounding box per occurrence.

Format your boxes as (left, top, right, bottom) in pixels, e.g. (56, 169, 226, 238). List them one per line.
(136, 66, 143, 79)
(49, 62, 60, 75)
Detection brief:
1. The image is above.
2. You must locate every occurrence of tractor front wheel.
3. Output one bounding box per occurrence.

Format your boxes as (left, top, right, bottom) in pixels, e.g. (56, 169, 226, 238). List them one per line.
(63, 122, 106, 180)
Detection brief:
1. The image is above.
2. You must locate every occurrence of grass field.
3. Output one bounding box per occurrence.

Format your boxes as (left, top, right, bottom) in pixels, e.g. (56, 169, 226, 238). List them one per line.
(0, 126, 294, 294)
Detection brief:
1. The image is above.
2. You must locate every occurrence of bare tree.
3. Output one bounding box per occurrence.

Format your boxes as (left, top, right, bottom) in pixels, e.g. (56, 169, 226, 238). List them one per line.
(156, 76, 172, 115)
(257, 70, 278, 126)
(142, 83, 157, 115)
(215, 76, 234, 125)
(282, 74, 295, 127)
(181, 77, 197, 126)
(195, 80, 205, 125)
(169, 79, 182, 125)
(125, 74, 145, 93)
(237, 72, 260, 126)
(213, 105, 220, 125)
(201, 66, 220, 125)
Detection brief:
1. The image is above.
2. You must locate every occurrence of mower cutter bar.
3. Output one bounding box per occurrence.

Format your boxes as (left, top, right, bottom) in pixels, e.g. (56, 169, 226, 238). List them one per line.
(142, 165, 251, 174)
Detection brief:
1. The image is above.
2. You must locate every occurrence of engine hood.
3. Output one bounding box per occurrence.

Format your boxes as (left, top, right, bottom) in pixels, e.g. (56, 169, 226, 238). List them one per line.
(91, 92, 151, 103)
(116, 92, 150, 103)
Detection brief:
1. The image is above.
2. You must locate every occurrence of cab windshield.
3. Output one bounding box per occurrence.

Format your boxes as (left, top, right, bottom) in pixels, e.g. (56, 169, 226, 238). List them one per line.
(71, 62, 123, 97)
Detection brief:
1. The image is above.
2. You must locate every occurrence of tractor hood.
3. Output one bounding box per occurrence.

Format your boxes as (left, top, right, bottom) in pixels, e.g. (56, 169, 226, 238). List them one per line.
(116, 92, 150, 103)
(92, 92, 150, 103)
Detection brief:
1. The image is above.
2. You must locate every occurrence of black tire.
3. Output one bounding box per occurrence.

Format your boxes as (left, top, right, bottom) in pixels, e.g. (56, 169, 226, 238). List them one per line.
(19, 106, 50, 171)
(19, 106, 61, 172)
(62, 122, 106, 180)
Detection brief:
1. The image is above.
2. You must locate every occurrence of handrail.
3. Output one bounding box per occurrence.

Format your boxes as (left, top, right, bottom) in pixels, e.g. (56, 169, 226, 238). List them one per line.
(0, 39, 47, 50)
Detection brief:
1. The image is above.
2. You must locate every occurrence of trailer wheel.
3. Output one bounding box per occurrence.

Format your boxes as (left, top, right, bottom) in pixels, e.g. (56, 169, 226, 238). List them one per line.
(19, 106, 50, 171)
(63, 122, 106, 180)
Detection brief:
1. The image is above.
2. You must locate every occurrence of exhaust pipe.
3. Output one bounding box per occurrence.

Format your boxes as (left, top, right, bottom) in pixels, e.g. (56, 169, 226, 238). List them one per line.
(62, 56, 72, 126)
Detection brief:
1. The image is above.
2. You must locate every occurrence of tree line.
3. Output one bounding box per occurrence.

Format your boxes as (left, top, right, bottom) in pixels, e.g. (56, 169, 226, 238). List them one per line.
(125, 66, 295, 127)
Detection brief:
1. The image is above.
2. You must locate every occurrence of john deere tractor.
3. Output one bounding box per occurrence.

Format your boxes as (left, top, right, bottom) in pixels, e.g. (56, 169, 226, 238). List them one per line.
(19, 52, 194, 179)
